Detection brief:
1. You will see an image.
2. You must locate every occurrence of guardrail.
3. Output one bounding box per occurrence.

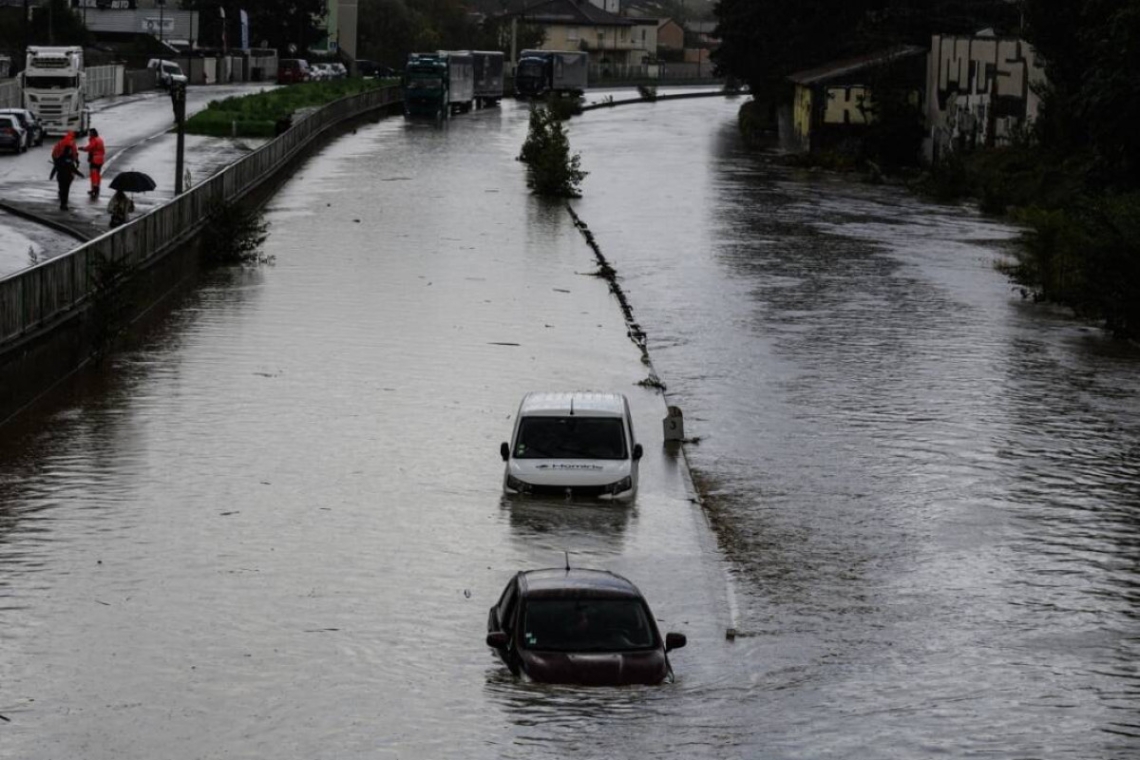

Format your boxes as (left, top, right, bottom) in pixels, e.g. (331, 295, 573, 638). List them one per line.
(0, 84, 400, 348)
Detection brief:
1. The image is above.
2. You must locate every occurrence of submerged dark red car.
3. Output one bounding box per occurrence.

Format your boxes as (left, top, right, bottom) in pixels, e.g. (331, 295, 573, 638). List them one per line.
(486, 568, 687, 686)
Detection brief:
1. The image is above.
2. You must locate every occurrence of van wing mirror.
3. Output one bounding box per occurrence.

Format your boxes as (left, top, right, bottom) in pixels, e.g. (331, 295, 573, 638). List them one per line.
(633, 443, 643, 461)
(500, 442, 510, 461)
(665, 632, 687, 652)
(486, 631, 509, 649)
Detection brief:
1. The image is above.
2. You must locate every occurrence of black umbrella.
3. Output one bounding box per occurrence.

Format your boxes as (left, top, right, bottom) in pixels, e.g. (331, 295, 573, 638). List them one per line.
(109, 171, 156, 193)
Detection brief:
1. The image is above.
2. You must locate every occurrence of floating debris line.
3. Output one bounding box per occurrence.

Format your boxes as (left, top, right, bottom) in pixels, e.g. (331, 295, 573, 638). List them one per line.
(565, 204, 664, 391)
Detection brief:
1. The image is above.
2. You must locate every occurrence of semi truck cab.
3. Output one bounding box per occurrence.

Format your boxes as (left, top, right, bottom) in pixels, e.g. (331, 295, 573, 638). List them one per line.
(22, 46, 90, 136)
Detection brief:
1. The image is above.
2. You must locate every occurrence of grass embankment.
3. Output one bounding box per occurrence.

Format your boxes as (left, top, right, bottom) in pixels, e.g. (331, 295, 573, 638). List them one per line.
(185, 79, 393, 138)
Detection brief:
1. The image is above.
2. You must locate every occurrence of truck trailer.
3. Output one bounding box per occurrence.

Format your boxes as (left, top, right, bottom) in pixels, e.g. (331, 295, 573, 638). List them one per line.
(22, 46, 90, 136)
(472, 51, 505, 107)
(438, 51, 475, 114)
(515, 50, 588, 98)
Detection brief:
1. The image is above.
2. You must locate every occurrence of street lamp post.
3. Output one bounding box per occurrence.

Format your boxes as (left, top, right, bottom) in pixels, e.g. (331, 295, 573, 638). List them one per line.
(170, 80, 186, 195)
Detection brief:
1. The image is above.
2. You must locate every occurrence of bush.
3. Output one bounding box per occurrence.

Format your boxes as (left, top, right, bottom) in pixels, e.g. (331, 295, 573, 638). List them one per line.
(998, 193, 1140, 337)
(201, 202, 271, 266)
(518, 106, 587, 198)
(544, 92, 584, 121)
(186, 79, 384, 138)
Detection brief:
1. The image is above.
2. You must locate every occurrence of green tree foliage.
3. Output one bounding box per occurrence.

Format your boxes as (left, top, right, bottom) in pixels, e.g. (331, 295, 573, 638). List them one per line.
(181, 1, 326, 54)
(518, 106, 587, 198)
(1023, 0, 1140, 189)
(711, 0, 1018, 99)
(28, 0, 90, 48)
(358, 0, 543, 68)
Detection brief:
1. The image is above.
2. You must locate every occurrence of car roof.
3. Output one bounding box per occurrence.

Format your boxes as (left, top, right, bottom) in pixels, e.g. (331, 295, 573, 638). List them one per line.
(518, 568, 645, 600)
(518, 391, 627, 418)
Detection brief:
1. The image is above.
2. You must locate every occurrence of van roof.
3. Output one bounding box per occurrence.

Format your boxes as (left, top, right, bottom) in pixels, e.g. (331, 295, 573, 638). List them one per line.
(518, 392, 627, 418)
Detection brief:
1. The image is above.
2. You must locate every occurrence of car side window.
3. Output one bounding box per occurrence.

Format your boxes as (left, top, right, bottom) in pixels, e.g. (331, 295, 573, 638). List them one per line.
(498, 579, 518, 632)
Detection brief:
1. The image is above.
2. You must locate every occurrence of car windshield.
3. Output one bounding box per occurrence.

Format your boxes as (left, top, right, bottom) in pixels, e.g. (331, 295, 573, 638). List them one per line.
(517, 61, 544, 79)
(522, 599, 655, 652)
(514, 416, 626, 459)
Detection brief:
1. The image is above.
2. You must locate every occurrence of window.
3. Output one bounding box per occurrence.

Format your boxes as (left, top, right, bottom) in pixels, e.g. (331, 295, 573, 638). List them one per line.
(567, 27, 579, 42)
(522, 599, 656, 652)
(514, 417, 628, 460)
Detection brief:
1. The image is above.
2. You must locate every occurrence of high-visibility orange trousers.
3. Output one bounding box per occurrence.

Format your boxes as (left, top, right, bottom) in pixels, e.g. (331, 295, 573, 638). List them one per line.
(90, 164, 102, 193)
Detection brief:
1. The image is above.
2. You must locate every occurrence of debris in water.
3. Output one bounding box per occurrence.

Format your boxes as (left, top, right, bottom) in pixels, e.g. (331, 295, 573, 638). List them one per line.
(488, 342, 521, 346)
(725, 628, 737, 641)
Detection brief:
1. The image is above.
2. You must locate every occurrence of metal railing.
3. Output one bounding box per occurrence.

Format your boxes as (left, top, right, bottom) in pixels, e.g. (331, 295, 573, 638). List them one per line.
(85, 65, 122, 99)
(0, 85, 400, 347)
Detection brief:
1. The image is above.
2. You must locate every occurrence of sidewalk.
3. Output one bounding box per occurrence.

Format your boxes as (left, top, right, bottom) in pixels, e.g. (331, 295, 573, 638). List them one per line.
(0, 83, 275, 276)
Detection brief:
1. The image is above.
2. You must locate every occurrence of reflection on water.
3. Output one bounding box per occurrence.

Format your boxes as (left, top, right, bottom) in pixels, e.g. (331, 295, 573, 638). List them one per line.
(571, 97, 1140, 757)
(1, 94, 1138, 758)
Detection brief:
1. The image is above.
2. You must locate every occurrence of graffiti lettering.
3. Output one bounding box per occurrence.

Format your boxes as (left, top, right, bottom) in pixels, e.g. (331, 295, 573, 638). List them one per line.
(928, 35, 1046, 158)
(824, 87, 873, 125)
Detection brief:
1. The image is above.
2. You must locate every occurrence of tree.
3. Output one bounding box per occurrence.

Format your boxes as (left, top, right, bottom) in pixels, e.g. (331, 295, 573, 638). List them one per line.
(181, 1, 326, 55)
(1023, 0, 1140, 189)
(518, 106, 587, 198)
(29, 0, 90, 47)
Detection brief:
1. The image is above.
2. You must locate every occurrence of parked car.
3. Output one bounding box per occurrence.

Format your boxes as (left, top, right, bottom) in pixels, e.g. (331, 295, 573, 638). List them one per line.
(486, 567, 687, 685)
(500, 391, 643, 499)
(147, 58, 188, 89)
(277, 58, 312, 84)
(0, 108, 43, 147)
(330, 62, 348, 79)
(0, 114, 27, 154)
(310, 63, 332, 81)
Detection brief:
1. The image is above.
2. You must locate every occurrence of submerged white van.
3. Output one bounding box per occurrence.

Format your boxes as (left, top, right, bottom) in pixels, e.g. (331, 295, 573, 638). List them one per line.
(500, 392, 643, 499)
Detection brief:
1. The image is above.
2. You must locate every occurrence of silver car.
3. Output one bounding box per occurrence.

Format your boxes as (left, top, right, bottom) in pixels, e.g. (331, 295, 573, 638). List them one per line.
(0, 108, 44, 148)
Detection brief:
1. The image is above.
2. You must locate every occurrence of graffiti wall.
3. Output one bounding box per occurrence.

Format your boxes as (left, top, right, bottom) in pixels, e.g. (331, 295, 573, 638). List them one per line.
(927, 35, 1047, 159)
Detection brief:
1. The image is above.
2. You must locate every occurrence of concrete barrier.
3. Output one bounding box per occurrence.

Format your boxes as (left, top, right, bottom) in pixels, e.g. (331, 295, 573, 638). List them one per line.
(0, 85, 402, 424)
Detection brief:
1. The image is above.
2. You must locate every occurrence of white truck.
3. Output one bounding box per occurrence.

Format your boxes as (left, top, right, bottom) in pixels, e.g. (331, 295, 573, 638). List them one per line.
(21, 46, 91, 136)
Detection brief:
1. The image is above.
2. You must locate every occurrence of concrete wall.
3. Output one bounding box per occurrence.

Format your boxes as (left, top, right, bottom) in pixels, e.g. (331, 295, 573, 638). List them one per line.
(926, 35, 1047, 160)
(85, 65, 125, 100)
(0, 79, 20, 109)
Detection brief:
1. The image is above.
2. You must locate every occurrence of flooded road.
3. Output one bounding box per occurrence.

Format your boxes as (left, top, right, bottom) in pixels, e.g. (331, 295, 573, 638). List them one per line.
(2, 94, 1139, 758)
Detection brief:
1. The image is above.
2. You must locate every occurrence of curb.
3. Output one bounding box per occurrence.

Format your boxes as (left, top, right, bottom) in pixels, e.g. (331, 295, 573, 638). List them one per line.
(0, 200, 93, 242)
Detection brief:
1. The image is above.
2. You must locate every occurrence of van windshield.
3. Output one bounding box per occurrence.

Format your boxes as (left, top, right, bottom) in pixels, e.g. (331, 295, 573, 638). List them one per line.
(514, 416, 626, 460)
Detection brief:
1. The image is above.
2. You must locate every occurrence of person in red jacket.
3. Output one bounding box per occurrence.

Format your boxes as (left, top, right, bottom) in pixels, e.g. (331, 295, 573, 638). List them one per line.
(49, 132, 82, 210)
(80, 128, 106, 198)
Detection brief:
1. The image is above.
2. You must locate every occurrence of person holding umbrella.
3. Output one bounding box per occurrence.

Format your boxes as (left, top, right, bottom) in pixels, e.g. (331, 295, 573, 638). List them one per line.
(107, 188, 134, 229)
(106, 171, 155, 229)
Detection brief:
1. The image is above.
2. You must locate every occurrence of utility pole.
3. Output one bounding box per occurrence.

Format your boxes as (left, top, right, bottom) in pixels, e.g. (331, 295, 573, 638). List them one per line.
(170, 80, 186, 195)
(158, 0, 165, 49)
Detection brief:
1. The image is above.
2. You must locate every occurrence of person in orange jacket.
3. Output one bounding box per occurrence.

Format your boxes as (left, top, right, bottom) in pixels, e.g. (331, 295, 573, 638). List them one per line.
(80, 128, 106, 198)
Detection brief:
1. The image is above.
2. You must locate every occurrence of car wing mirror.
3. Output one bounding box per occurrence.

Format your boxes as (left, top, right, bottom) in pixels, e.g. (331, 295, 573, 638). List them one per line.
(665, 632, 686, 652)
(632, 443, 643, 461)
(500, 442, 510, 461)
(486, 631, 509, 649)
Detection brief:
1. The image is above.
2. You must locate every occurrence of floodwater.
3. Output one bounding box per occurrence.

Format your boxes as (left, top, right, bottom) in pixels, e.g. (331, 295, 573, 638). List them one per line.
(1, 94, 1138, 759)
